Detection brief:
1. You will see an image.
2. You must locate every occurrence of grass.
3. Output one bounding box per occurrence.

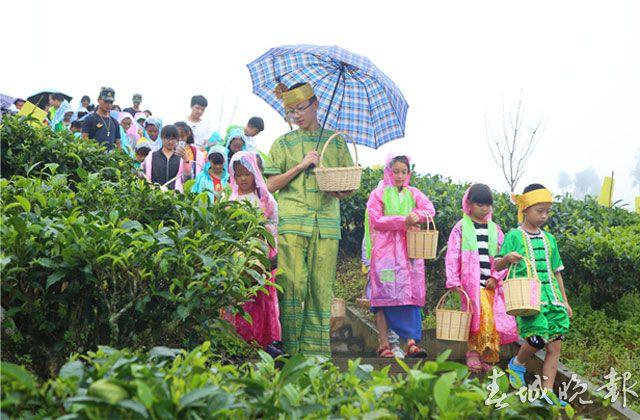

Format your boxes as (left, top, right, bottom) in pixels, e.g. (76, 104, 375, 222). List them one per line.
(561, 292, 640, 412)
(334, 256, 366, 304)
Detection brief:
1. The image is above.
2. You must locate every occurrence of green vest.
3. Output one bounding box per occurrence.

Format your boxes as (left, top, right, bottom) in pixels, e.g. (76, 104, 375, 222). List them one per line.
(461, 213, 498, 256)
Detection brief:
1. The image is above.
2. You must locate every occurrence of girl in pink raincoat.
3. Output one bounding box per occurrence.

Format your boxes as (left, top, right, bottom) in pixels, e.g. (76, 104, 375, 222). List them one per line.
(227, 151, 282, 354)
(445, 184, 518, 372)
(365, 154, 435, 358)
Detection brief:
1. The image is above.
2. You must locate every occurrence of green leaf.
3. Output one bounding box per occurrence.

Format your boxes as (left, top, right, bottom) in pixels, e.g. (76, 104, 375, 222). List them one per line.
(183, 179, 195, 194)
(149, 346, 182, 360)
(373, 385, 394, 399)
(0, 362, 37, 393)
(395, 357, 411, 374)
(278, 355, 314, 386)
(88, 379, 129, 404)
(565, 403, 575, 418)
(109, 210, 119, 224)
(76, 167, 88, 179)
(33, 192, 47, 207)
(179, 385, 221, 409)
(436, 349, 452, 364)
(14, 195, 31, 212)
(118, 399, 149, 418)
(257, 350, 274, 364)
(433, 371, 457, 412)
(46, 270, 65, 289)
(232, 378, 266, 397)
(135, 380, 154, 409)
(59, 360, 84, 380)
(176, 305, 190, 320)
(36, 258, 56, 268)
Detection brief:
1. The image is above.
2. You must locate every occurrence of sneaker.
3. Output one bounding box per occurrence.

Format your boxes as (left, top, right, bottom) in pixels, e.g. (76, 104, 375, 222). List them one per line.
(391, 346, 405, 359)
(508, 357, 527, 388)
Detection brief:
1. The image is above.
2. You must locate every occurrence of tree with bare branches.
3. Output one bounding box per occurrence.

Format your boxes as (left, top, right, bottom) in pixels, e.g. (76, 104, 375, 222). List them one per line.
(485, 92, 544, 192)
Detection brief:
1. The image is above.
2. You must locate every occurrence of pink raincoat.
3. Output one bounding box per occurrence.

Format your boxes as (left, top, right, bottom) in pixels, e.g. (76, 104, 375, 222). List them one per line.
(444, 188, 518, 344)
(227, 151, 281, 347)
(367, 154, 436, 308)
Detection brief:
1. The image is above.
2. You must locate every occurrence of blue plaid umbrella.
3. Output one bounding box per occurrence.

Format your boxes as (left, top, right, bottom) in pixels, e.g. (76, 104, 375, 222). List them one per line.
(247, 44, 409, 149)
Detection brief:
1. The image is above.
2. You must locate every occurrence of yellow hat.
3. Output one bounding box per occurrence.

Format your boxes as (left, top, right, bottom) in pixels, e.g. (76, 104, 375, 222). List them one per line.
(511, 188, 553, 223)
(281, 83, 315, 108)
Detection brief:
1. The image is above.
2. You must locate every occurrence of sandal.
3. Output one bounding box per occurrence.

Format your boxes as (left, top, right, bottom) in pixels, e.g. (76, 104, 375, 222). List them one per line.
(406, 339, 427, 358)
(466, 351, 483, 373)
(377, 345, 394, 358)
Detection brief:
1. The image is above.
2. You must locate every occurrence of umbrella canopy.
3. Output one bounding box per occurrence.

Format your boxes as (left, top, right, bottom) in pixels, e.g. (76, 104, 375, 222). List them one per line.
(27, 90, 73, 109)
(247, 44, 409, 149)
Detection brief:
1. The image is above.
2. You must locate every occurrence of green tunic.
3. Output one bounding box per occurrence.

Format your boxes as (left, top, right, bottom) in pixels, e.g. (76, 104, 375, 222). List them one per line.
(499, 227, 570, 340)
(265, 128, 354, 357)
(264, 128, 354, 240)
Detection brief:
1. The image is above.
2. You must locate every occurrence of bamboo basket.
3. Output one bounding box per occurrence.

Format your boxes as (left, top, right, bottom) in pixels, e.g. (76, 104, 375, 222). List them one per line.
(314, 132, 362, 192)
(436, 288, 473, 342)
(503, 258, 541, 316)
(406, 214, 439, 259)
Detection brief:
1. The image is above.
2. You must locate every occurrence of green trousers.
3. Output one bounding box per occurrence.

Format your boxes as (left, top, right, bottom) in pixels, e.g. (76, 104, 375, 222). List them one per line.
(278, 228, 338, 357)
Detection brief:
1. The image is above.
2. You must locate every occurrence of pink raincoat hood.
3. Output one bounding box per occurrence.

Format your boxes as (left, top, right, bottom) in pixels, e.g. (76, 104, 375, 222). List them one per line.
(229, 151, 277, 222)
(117, 112, 141, 143)
(382, 153, 411, 188)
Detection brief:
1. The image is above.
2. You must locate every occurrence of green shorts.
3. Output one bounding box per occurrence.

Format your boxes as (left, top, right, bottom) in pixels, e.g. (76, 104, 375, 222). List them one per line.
(517, 280, 570, 340)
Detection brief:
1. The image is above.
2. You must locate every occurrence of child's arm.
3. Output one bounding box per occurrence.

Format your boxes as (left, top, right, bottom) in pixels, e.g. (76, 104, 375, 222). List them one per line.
(445, 223, 462, 289)
(494, 252, 523, 272)
(491, 225, 508, 287)
(412, 191, 436, 221)
(555, 271, 573, 317)
(494, 232, 523, 272)
(367, 190, 406, 231)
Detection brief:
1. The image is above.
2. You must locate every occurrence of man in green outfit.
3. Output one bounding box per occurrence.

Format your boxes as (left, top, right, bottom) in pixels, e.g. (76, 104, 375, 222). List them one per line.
(265, 82, 354, 357)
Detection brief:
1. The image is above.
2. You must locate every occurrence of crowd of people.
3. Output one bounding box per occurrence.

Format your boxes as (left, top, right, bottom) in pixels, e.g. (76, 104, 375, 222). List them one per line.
(6, 82, 573, 405)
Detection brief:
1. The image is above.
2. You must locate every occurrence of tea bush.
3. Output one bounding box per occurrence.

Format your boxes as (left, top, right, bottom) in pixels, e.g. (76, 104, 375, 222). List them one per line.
(1, 115, 135, 181)
(1, 116, 274, 377)
(1, 172, 272, 377)
(1, 343, 570, 419)
(561, 224, 640, 308)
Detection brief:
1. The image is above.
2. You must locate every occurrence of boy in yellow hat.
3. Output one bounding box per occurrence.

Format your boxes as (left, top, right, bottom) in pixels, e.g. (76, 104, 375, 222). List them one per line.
(495, 183, 572, 406)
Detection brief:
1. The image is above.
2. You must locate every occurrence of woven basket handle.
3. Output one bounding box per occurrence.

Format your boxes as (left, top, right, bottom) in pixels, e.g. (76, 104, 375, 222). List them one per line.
(506, 257, 537, 280)
(318, 131, 359, 168)
(437, 288, 473, 314)
(423, 213, 436, 231)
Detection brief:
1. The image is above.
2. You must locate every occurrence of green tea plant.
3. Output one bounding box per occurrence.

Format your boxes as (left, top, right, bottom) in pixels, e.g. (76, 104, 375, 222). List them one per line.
(1, 343, 570, 419)
(1, 116, 276, 377)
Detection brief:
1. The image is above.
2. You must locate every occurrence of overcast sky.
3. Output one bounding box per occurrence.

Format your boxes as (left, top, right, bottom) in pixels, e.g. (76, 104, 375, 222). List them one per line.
(4, 0, 639, 207)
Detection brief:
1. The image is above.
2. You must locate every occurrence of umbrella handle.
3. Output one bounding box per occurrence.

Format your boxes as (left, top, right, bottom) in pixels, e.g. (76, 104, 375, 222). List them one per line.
(316, 62, 346, 151)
